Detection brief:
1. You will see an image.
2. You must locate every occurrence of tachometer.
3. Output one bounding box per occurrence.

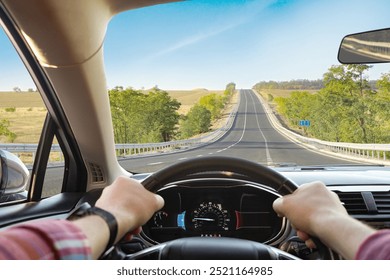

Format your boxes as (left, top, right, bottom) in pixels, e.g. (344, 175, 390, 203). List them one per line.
(192, 201, 230, 231)
(153, 211, 168, 227)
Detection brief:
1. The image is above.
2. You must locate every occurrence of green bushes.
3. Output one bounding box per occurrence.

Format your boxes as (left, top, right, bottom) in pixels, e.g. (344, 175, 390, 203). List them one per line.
(109, 83, 236, 143)
(180, 104, 211, 138)
(273, 65, 390, 144)
(4, 107, 15, 112)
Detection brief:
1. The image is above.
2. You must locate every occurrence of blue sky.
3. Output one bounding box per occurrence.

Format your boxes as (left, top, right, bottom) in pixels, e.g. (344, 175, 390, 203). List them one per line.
(1, 0, 390, 91)
(104, 0, 390, 90)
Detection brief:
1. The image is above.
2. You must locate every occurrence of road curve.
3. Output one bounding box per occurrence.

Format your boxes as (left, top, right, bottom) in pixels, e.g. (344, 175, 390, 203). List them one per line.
(118, 89, 354, 173)
(42, 89, 355, 194)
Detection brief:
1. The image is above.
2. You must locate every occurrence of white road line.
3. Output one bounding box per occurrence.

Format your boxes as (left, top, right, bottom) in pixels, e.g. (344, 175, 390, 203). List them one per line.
(178, 157, 188, 161)
(225, 92, 248, 150)
(249, 90, 274, 166)
(208, 91, 248, 155)
(147, 162, 163, 166)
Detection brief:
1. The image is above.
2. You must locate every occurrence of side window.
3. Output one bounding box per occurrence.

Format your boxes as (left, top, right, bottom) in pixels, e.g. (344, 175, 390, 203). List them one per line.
(0, 26, 63, 203)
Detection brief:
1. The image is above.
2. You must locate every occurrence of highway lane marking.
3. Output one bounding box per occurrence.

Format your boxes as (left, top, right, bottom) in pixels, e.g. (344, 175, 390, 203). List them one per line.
(178, 157, 188, 161)
(196, 155, 203, 157)
(196, 91, 251, 157)
(249, 90, 274, 166)
(147, 162, 163, 166)
(218, 92, 248, 154)
(207, 91, 248, 155)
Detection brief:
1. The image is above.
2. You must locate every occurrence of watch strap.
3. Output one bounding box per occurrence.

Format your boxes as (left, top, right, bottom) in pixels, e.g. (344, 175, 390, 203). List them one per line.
(86, 206, 118, 253)
(67, 202, 118, 253)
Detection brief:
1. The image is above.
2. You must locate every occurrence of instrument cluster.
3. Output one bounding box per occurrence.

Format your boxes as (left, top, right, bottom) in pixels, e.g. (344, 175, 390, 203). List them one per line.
(142, 184, 287, 244)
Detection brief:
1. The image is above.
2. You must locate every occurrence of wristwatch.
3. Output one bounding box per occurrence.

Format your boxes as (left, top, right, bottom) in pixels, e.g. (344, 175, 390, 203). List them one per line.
(67, 202, 118, 253)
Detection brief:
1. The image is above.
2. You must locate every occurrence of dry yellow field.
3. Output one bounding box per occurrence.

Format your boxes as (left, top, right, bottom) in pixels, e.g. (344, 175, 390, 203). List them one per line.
(0, 89, 224, 143)
(0, 92, 47, 143)
(0, 107, 46, 143)
(172, 90, 224, 115)
(0, 91, 44, 107)
(146, 89, 224, 115)
(167, 89, 224, 104)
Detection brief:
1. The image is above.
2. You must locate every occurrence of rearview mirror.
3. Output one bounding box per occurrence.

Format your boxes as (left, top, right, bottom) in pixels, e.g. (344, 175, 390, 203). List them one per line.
(0, 150, 29, 203)
(338, 28, 390, 64)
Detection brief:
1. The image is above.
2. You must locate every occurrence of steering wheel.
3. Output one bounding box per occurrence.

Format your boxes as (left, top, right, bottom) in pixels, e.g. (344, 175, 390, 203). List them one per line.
(124, 156, 331, 260)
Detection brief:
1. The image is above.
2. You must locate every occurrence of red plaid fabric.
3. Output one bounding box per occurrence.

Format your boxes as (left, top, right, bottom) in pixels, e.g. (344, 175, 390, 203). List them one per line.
(0, 220, 91, 260)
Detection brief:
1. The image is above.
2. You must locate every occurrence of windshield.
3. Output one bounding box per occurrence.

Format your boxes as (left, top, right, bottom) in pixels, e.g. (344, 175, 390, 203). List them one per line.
(103, 0, 390, 174)
(0, 0, 390, 179)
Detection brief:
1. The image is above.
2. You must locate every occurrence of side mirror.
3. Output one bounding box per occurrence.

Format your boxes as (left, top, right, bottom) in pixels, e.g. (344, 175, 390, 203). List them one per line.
(338, 28, 390, 64)
(0, 150, 29, 203)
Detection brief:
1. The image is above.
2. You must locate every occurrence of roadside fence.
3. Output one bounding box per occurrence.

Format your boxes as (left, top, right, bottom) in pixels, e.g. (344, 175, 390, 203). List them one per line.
(254, 90, 390, 165)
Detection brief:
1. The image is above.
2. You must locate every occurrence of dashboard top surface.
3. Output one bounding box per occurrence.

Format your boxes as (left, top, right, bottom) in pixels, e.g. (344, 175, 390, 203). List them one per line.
(132, 166, 390, 188)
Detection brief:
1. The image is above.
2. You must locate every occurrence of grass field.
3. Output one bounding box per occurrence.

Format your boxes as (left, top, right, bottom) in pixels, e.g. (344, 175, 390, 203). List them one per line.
(0, 89, 224, 144)
(0, 91, 44, 107)
(0, 92, 47, 143)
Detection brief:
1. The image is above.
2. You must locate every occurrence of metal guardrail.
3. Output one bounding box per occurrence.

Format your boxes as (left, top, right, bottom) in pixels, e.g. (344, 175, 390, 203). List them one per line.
(0, 97, 239, 162)
(254, 90, 390, 165)
(116, 96, 239, 157)
(4, 90, 389, 166)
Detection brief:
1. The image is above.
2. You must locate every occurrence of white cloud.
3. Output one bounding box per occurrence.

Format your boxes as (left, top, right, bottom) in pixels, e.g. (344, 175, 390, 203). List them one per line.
(148, 0, 275, 60)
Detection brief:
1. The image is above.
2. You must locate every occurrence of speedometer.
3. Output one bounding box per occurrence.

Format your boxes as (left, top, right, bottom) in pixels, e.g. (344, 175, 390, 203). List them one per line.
(192, 201, 230, 231)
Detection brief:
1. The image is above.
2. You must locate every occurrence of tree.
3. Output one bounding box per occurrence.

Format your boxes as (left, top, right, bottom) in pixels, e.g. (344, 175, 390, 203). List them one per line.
(144, 88, 181, 142)
(322, 64, 375, 143)
(266, 65, 390, 143)
(310, 91, 346, 142)
(13, 87, 21, 92)
(373, 72, 390, 142)
(377, 73, 390, 94)
(199, 93, 224, 120)
(180, 104, 211, 138)
(274, 91, 316, 136)
(222, 82, 236, 104)
(109, 87, 181, 144)
(253, 79, 323, 90)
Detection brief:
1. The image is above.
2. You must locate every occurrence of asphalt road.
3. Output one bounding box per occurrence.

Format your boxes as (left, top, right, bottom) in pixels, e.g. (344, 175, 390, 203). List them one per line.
(42, 89, 354, 194)
(118, 89, 353, 174)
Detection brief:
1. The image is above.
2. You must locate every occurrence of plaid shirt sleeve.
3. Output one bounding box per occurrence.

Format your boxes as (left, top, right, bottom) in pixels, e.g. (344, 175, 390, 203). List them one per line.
(0, 219, 92, 260)
(355, 229, 390, 260)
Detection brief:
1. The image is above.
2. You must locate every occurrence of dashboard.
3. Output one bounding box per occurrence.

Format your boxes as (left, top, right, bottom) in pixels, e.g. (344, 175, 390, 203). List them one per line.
(1, 165, 390, 260)
(141, 180, 288, 245)
(133, 166, 390, 259)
